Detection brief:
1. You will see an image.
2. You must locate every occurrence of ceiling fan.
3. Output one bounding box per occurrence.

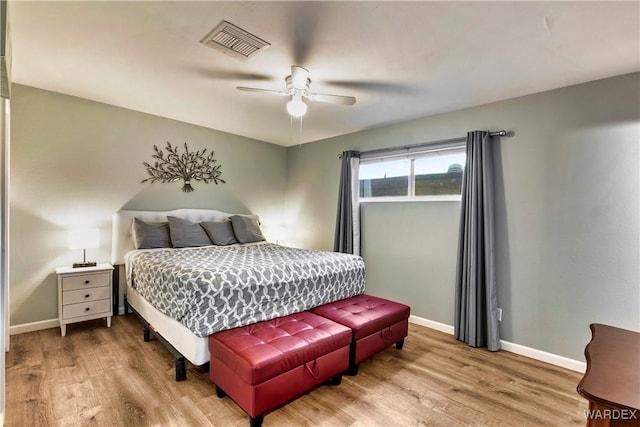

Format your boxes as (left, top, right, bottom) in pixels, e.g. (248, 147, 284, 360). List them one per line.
(236, 65, 356, 117)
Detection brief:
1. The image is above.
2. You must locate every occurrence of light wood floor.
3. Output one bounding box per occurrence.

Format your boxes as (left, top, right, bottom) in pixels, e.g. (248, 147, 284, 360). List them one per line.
(6, 315, 588, 426)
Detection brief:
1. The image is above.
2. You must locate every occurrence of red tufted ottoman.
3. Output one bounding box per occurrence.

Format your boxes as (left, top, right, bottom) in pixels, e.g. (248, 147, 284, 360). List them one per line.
(208, 312, 351, 427)
(312, 294, 410, 375)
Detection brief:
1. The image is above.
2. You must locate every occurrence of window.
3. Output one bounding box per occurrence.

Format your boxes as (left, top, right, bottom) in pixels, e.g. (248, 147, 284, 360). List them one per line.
(359, 147, 465, 201)
(359, 158, 410, 197)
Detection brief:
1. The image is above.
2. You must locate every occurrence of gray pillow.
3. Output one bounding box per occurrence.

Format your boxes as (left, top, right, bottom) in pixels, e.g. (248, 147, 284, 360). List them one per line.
(167, 216, 213, 248)
(230, 215, 266, 244)
(201, 221, 238, 246)
(132, 218, 172, 249)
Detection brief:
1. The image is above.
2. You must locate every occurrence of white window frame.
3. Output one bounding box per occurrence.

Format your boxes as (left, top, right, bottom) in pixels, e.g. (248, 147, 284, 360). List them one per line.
(359, 145, 465, 203)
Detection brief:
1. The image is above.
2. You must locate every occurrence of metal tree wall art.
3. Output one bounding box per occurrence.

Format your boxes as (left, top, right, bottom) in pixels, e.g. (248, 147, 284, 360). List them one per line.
(142, 142, 225, 192)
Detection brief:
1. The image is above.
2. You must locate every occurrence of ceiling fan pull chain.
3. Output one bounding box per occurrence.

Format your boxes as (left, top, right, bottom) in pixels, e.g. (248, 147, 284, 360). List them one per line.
(299, 115, 303, 146)
(289, 114, 293, 146)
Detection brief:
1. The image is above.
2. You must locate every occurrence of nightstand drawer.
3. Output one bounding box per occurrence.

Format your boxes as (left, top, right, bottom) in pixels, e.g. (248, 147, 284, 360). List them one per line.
(62, 272, 111, 291)
(62, 299, 111, 320)
(63, 286, 111, 305)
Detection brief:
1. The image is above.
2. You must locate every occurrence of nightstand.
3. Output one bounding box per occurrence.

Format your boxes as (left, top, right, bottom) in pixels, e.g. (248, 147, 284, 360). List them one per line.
(56, 263, 114, 336)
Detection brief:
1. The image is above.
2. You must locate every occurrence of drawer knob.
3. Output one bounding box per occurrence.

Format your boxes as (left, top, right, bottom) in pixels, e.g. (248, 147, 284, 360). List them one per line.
(85, 294, 90, 298)
(85, 307, 90, 312)
(84, 280, 90, 284)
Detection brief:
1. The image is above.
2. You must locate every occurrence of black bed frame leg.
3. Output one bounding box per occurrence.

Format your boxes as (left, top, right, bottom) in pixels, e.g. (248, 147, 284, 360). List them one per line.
(175, 357, 186, 381)
(128, 302, 191, 383)
(249, 414, 264, 427)
(395, 338, 405, 350)
(196, 361, 210, 374)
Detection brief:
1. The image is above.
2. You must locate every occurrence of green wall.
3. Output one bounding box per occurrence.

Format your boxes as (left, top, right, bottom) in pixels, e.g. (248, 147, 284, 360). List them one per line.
(10, 73, 640, 363)
(285, 72, 640, 361)
(10, 84, 286, 325)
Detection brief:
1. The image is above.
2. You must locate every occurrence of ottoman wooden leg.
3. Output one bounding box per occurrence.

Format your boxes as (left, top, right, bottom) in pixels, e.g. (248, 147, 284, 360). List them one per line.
(395, 338, 405, 350)
(215, 385, 227, 398)
(326, 374, 343, 386)
(347, 363, 360, 376)
(249, 414, 264, 427)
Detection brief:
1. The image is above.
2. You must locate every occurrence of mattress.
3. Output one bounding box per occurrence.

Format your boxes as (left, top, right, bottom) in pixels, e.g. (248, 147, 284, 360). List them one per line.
(126, 284, 210, 366)
(125, 242, 366, 337)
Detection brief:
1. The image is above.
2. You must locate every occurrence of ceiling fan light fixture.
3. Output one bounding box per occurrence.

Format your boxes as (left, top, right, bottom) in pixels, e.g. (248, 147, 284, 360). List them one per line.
(237, 65, 356, 114)
(286, 95, 307, 117)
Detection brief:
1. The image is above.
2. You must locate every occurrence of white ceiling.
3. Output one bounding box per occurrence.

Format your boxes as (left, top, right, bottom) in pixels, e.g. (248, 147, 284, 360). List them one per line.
(8, 1, 640, 147)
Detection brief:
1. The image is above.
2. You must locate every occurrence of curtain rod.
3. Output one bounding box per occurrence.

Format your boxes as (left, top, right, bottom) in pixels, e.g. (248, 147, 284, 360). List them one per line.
(340, 130, 511, 159)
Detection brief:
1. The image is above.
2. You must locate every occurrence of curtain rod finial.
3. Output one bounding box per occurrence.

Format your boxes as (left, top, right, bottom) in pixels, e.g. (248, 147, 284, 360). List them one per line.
(489, 130, 513, 137)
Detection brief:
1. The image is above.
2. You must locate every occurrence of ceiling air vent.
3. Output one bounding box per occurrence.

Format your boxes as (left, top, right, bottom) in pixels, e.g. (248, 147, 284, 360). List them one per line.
(200, 20, 270, 61)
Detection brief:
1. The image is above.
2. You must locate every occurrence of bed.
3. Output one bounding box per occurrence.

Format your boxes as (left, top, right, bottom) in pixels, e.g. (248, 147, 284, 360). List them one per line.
(111, 209, 366, 380)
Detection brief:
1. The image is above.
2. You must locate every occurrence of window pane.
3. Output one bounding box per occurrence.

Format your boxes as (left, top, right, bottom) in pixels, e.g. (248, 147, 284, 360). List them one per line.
(414, 152, 465, 196)
(359, 159, 410, 197)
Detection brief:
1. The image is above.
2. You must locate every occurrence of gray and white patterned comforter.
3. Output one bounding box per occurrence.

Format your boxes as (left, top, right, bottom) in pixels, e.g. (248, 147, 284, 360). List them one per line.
(125, 242, 365, 337)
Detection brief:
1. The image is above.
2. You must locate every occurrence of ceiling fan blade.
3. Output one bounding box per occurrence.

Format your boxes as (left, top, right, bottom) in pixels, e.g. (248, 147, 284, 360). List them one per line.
(325, 80, 413, 94)
(307, 92, 356, 106)
(196, 69, 273, 81)
(236, 87, 288, 97)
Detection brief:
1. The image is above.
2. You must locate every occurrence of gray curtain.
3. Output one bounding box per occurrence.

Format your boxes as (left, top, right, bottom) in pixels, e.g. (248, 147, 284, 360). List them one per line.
(455, 131, 500, 351)
(334, 150, 360, 254)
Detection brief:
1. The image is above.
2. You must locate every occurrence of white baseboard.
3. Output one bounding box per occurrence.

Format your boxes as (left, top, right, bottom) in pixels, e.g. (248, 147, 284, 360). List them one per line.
(9, 318, 58, 335)
(499, 340, 586, 373)
(409, 315, 455, 334)
(409, 315, 586, 373)
(10, 314, 586, 373)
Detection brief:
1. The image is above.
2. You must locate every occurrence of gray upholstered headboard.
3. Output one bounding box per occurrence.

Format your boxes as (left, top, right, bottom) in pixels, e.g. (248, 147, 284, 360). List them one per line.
(111, 208, 239, 265)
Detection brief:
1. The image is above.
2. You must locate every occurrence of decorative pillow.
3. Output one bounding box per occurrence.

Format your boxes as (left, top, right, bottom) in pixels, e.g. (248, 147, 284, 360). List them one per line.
(167, 216, 213, 248)
(132, 218, 172, 249)
(201, 221, 238, 246)
(230, 215, 266, 244)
